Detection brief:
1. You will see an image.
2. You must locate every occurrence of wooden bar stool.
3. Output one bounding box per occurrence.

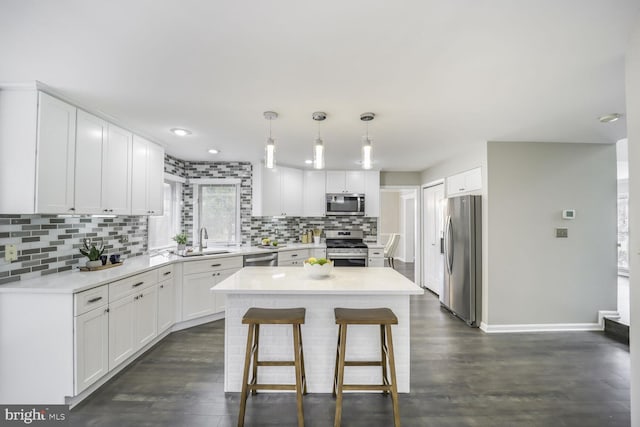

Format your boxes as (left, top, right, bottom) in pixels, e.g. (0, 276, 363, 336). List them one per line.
(238, 307, 307, 427)
(332, 307, 400, 427)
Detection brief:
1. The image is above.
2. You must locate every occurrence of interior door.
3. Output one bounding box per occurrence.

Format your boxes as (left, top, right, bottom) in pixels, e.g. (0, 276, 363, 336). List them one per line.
(422, 184, 445, 295)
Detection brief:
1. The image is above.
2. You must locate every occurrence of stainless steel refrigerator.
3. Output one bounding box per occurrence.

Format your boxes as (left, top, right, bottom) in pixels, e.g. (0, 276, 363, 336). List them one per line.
(440, 195, 482, 327)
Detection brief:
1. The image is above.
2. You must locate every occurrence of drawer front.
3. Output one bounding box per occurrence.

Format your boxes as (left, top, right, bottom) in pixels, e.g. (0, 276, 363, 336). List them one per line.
(368, 249, 384, 258)
(278, 249, 309, 263)
(75, 284, 108, 316)
(158, 264, 174, 280)
(109, 270, 158, 302)
(278, 259, 305, 267)
(183, 256, 243, 275)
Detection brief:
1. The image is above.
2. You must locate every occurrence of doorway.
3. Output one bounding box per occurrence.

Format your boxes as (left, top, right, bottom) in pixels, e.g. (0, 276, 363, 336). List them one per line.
(379, 187, 419, 282)
(422, 183, 445, 295)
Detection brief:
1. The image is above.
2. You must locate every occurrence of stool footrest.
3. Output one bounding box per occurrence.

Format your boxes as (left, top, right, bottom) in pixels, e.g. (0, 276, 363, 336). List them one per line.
(342, 384, 393, 392)
(257, 360, 295, 366)
(344, 361, 383, 367)
(249, 384, 298, 391)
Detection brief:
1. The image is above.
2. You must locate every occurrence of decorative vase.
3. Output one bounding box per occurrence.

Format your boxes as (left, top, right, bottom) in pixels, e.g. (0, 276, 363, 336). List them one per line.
(313, 236, 320, 245)
(86, 260, 102, 268)
(177, 243, 186, 251)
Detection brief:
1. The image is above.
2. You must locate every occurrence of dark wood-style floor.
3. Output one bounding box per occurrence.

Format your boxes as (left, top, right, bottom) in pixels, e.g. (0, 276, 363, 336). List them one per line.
(70, 266, 631, 427)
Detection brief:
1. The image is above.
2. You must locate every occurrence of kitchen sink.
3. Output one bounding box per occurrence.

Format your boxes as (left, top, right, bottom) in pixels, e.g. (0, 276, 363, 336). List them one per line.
(178, 249, 230, 257)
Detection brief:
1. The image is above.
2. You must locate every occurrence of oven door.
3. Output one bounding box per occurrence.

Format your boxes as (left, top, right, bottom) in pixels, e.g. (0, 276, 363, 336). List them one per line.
(331, 257, 367, 267)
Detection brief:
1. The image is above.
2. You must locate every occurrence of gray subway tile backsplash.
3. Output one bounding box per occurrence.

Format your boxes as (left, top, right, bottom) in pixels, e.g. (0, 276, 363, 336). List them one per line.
(0, 156, 377, 285)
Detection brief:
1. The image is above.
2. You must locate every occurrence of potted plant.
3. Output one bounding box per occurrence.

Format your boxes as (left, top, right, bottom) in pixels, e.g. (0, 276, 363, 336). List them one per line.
(80, 239, 105, 268)
(173, 233, 188, 251)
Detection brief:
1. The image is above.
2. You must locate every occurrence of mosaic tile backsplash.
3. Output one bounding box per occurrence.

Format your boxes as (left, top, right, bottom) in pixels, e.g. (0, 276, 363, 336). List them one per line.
(0, 215, 147, 285)
(251, 216, 378, 244)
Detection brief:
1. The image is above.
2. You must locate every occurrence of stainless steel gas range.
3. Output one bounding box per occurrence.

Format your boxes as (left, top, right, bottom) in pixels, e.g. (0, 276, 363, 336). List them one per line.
(325, 230, 368, 267)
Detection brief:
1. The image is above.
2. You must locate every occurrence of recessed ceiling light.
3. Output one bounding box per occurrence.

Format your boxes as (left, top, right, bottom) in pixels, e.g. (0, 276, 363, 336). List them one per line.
(170, 128, 192, 136)
(598, 113, 622, 123)
(305, 160, 313, 164)
(208, 148, 220, 154)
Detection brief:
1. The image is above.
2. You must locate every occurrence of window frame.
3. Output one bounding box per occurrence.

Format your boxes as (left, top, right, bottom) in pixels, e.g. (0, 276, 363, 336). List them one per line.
(148, 173, 184, 252)
(191, 178, 241, 246)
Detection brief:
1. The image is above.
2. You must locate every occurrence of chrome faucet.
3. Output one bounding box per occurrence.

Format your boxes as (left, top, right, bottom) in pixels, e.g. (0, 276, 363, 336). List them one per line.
(199, 227, 208, 252)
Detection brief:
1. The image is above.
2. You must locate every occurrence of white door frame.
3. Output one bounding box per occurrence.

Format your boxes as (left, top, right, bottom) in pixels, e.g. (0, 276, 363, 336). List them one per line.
(380, 185, 421, 283)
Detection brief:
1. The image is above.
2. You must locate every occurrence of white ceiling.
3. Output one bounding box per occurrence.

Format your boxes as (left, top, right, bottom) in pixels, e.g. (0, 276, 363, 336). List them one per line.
(1, 1, 637, 171)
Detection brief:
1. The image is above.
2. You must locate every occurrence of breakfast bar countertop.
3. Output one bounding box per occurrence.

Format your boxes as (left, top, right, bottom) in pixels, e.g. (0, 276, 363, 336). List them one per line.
(212, 266, 424, 295)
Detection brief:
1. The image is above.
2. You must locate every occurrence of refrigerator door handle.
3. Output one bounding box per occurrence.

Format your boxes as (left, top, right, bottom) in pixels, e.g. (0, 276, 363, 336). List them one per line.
(445, 215, 454, 274)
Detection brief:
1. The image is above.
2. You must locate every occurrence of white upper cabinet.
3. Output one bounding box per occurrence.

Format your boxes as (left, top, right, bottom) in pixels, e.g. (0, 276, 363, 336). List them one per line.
(102, 125, 132, 215)
(364, 171, 380, 217)
(446, 167, 482, 197)
(303, 170, 326, 217)
(35, 92, 77, 213)
(131, 136, 164, 215)
(75, 110, 107, 214)
(326, 170, 366, 193)
(0, 85, 164, 215)
(257, 165, 303, 216)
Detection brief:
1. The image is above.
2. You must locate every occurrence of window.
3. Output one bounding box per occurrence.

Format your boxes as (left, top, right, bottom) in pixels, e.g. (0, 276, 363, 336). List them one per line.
(195, 182, 241, 245)
(148, 179, 182, 250)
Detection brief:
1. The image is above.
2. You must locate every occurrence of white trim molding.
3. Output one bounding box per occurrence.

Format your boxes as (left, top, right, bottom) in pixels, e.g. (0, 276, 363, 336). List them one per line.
(598, 310, 620, 329)
(480, 321, 602, 333)
(188, 177, 241, 185)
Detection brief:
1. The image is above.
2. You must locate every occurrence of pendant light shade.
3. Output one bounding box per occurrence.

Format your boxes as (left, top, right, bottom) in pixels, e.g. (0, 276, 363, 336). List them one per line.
(360, 112, 375, 170)
(362, 136, 372, 170)
(263, 111, 278, 169)
(313, 137, 324, 169)
(312, 112, 327, 170)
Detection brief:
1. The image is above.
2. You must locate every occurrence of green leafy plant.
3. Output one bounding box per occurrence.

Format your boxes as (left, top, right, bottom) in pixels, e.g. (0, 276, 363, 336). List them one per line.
(173, 233, 188, 245)
(80, 239, 105, 261)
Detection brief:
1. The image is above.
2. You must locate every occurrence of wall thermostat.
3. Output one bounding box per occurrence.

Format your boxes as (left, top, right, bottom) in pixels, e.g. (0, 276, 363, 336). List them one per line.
(562, 209, 576, 220)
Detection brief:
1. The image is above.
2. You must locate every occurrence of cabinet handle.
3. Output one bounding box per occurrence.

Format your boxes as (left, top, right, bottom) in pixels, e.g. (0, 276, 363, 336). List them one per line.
(134, 296, 139, 300)
(211, 263, 221, 267)
(87, 296, 102, 303)
(103, 209, 109, 212)
(69, 207, 75, 211)
(291, 254, 298, 257)
(105, 308, 110, 313)
(140, 293, 143, 298)
(160, 284, 164, 289)
(163, 271, 171, 276)
(133, 281, 144, 287)
(459, 188, 464, 191)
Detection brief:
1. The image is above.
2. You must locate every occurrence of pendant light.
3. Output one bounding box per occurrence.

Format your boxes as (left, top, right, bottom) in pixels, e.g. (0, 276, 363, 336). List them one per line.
(360, 112, 375, 170)
(263, 111, 278, 169)
(312, 111, 327, 169)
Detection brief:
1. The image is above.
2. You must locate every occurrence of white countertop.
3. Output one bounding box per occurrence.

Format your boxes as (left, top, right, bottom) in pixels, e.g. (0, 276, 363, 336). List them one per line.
(212, 267, 424, 295)
(0, 243, 327, 294)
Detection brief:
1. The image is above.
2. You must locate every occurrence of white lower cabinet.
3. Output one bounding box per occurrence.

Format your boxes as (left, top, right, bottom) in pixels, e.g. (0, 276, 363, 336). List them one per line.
(108, 294, 136, 370)
(182, 256, 243, 320)
(134, 285, 158, 349)
(278, 249, 310, 266)
(368, 247, 384, 267)
(74, 305, 109, 394)
(157, 278, 175, 333)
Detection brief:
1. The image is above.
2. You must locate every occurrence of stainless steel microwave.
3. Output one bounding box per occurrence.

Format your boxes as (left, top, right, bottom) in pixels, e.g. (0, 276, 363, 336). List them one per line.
(326, 193, 365, 216)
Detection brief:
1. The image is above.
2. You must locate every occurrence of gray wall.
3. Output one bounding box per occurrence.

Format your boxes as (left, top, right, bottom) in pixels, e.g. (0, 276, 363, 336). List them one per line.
(380, 192, 400, 234)
(486, 141, 617, 325)
(626, 15, 640, 427)
(380, 171, 421, 186)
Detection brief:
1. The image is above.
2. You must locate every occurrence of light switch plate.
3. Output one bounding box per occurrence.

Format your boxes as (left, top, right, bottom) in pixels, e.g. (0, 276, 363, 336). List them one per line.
(5, 244, 18, 262)
(556, 228, 568, 238)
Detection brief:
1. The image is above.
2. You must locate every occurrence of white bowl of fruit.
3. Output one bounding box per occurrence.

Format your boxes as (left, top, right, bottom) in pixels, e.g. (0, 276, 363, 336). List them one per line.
(303, 257, 333, 279)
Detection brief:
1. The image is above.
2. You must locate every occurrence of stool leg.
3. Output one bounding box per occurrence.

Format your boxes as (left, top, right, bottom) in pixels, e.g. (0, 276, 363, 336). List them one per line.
(332, 325, 341, 397)
(297, 324, 308, 394)
(380, 324, 389, 394)
(251, 324, 260, 395)
(292, 323, 305, 427)
(385, 325, 401, 427)
(238, 323, 255, 427)
(334, 324, 347, 427)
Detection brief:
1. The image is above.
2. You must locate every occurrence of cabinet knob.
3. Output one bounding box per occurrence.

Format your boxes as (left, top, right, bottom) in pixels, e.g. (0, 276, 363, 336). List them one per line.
(103, 209, 109, 212)
(69, 207, 75, 211)
(105, 308, 110, 313)
(134, 296, 139, 300)
(160, 284, 164, 288)
(140, 293, 144, 298)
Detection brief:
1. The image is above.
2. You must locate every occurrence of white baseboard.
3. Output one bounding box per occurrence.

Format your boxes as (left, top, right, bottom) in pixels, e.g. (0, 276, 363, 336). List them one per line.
(480, 321, 602, 333)
(172, 312, 224, 332)
(598, 310, 620, 329)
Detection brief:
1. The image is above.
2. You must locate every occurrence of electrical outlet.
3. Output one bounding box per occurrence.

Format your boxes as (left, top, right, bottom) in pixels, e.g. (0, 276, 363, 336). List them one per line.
(119, 235, 129, 244)
(556, 228, 568, 238)
(5, 244, 18, 262)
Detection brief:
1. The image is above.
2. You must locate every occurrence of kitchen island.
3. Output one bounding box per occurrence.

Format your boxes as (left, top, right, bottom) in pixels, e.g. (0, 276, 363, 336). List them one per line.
(212, 267, 423, 393)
